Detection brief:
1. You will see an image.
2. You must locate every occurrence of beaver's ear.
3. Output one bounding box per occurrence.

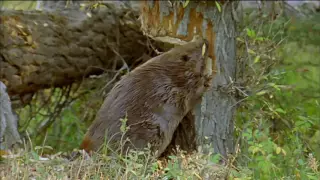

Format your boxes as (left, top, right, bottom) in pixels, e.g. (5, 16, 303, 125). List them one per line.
(181, 54, 190, 62)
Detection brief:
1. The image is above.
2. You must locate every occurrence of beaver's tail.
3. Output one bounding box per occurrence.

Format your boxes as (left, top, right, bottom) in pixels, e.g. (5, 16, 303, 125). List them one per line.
(79, 134, 94, 153)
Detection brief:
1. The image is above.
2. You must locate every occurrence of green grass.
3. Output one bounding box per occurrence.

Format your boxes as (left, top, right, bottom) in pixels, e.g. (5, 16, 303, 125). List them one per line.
(0, 145, 227, 180)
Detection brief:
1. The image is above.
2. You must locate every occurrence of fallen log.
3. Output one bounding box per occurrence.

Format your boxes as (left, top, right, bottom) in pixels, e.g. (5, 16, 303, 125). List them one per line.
(0, 1, 152, 97)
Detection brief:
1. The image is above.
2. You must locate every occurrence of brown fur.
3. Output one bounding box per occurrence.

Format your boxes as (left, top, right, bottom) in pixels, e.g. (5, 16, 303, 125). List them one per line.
(80, 37, 212, 157)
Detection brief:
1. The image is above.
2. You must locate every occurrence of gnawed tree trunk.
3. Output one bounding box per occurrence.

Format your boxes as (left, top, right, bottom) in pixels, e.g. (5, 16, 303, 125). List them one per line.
(139, 0, 238, 160)
(0, 1, 152, 97)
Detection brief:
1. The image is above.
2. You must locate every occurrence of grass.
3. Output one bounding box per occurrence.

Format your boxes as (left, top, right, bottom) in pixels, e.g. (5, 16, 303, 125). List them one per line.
(1, 145, 228, 180)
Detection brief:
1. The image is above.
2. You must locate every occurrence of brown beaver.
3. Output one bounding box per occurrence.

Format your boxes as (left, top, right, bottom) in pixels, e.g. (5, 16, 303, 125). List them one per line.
(80, 37, 213, 158)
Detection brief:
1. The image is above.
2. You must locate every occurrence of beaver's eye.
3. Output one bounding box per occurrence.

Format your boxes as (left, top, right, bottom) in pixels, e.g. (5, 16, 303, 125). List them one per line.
(181, 55, 190, 62)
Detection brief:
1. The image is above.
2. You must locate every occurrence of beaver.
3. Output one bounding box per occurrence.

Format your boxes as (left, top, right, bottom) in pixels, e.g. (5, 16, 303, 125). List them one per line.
(80, 37, 213, 158)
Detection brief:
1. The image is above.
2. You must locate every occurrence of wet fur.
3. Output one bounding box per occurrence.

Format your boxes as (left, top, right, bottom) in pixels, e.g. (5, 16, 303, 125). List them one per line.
(80, 38, 212, 158)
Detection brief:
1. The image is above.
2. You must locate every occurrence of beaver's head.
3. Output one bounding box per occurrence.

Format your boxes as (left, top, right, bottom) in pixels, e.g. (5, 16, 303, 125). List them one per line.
(127, 36, 213, 107)
(172, 36, 211, 78)
(147, 37, 212, 90)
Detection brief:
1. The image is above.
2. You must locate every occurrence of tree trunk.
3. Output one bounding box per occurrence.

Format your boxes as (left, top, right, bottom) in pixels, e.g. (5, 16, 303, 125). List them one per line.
(139, 0, 238, 160)
(195, 2, 237, 160)
(0, 1, 151, 97)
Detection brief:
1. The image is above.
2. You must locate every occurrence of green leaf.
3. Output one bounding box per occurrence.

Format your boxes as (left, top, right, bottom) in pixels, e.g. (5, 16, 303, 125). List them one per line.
(307, 175, 319, 180)
(183, 0, 189, 8)
(236, 37, 244, 42)
(297, 159, 304, 165)
(298, 115, 309, 121)
(247, 49, 256, 55)
(246, 28, 256, 38)
(275, 108, 286, 114)
(255, 37, 265, 41)
(215, 1, 221, 12)
(295, 120, 305, 127)
(251, 146, 261, 155)
(151, 162, 159, 172)
(210, 154, 221, 163)
(254, 55, 261, 63)
(31, 151, 40, 160)
(268, 83, 280, 91)
(256, 90, 268, 96)
(0, 1, 37, 10)
(282, 149, 287, 156)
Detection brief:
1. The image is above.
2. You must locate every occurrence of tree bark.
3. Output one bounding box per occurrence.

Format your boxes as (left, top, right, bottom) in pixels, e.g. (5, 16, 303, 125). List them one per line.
(139, 0, 238, 160)
(0, 81, 21, 150)
(0, 1, 151, 97)
(195, 2, 237, 160)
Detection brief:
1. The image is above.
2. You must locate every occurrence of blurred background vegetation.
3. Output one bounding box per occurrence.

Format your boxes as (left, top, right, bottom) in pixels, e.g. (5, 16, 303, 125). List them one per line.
(1, 1, 319, 179)
(233, 10, 320, 179)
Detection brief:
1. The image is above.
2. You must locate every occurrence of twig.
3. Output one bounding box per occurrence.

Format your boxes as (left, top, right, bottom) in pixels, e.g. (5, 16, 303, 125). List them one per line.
(100, 65, 127, 95)
(230, 96, 249, 108)
(109, 46, 130, 72)
(147, 37, 163, 55)
(36, 85, 72, 136)
(244, 36, 257, 75)
(234, 85, 249, 97)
